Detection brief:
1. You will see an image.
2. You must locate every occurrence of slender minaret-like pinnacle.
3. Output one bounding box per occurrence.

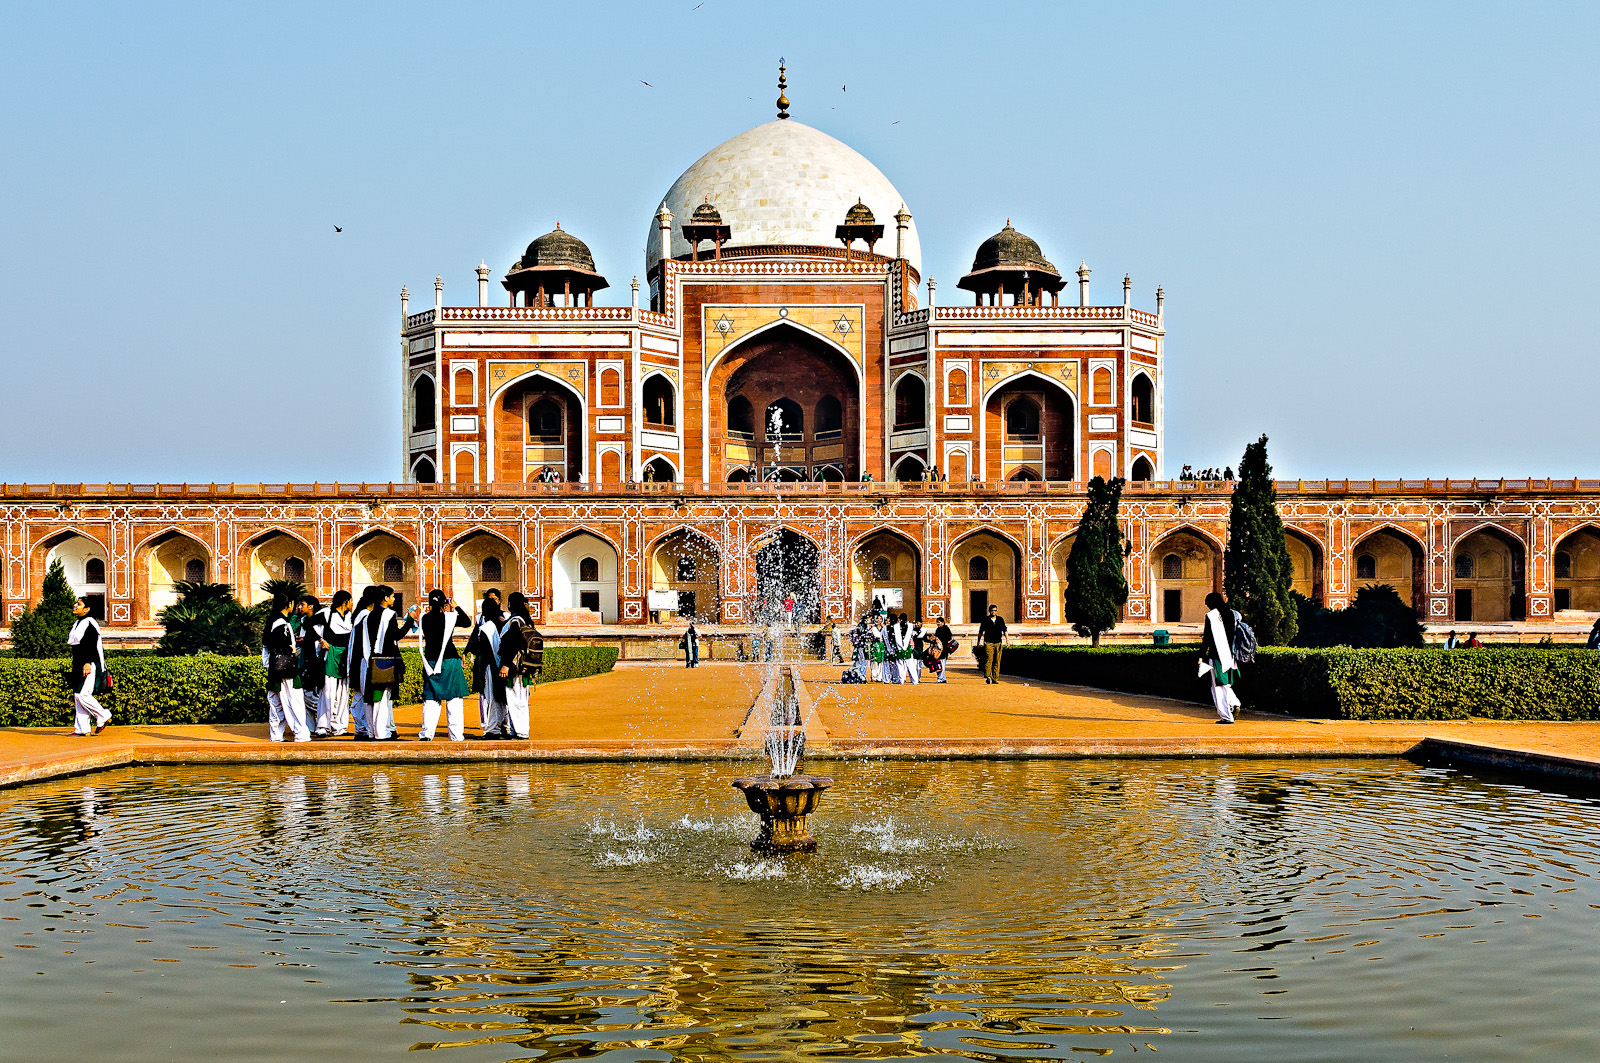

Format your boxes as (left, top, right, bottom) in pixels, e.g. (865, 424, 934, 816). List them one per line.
(776, 58, 790, 119)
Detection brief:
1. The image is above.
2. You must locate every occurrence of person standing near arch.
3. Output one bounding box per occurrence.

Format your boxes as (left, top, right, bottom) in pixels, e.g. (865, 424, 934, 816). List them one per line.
(66, 597, 111, 736)
(978, 603, 1009, 684)
(317, 591, 354, 736)
(262, 594, 312, 743)
(418, 590, 473, 742)
(495, 592, 543, 740)
(1199, 591, 1242, 724)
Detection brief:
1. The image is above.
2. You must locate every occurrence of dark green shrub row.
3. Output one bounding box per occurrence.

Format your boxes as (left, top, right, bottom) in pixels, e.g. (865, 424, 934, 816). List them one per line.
(0, 647, 617, 727)
(1001, 645, 1600, 720)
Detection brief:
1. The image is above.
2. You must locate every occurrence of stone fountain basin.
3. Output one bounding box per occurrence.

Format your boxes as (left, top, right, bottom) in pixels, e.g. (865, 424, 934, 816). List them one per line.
(730, 774, 834, 852)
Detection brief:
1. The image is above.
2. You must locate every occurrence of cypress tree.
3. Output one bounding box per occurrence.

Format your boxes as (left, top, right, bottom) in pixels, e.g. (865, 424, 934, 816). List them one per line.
(1063, 475, 1130, 646)
(12, 559, 77, 658)
(1223, 434, 1297, 645)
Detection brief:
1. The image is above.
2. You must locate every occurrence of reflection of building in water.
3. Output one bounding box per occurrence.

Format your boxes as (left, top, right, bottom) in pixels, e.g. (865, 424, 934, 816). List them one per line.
(4, 69, 1598, 634)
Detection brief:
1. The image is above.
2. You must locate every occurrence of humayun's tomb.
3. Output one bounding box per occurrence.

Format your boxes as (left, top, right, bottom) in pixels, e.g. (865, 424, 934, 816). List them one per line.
(4, 79, 1599, 646)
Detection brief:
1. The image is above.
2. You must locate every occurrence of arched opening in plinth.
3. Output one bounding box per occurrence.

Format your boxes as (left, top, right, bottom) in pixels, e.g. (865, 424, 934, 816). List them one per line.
(347, 530, 418, 614)
(949, 531, 1022, 624)
(752, 529, 821, 624)
(551, 531, 619, 623)
(140, 530, 212, 620)
(38, 530, 109, 620)
(450, 531, 517, 609)
(1554, 525, 1600, 613)
(1284, 528, 1325, 604)
(852, 530, 921, 619)
(649, 529, 720, 621)
(710, 324, 861, 482)
(1349, 527, 1426, 617)
(242, 529, 315, 606)
(1150, 527, 1222, 624)
(1048, 533, 1077, 625)
(1451, 526, 1525, 622)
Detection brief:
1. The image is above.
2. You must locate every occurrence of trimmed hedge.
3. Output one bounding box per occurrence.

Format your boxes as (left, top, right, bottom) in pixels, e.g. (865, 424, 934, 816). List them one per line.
(0, 647, 617, 727)
(1001, 645, 1600, 721)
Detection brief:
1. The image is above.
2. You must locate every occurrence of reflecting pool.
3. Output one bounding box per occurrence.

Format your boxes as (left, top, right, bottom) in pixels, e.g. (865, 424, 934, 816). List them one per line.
(2, 759, 1597, 1061)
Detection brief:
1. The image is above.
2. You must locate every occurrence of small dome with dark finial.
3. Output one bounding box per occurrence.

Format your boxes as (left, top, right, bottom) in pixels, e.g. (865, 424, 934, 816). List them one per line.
(689, 201, 724, 226)
(843, 199, 876, 225)
(969, 220, 1056, 274)
(516, 222, 598, 273)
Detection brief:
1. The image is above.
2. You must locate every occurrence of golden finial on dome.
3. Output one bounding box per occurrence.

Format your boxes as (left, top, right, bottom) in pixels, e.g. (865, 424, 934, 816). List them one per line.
(776, 57, 790, 120)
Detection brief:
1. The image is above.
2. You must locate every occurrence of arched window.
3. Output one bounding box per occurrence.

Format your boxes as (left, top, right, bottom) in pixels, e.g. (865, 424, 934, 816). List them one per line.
(382, 556, 404, 582)
(1455, 553, 1474, 579)
(600, 367, 621, 407)
(815, 395, 843, 438)
(642, 376, 675, 427)
(1356, 554, 1376, 580)
(85, 558, 106, 585)
(728, 396, 755, 438)
(871, 556, 891, 581)
(643, 457, 676, 483)
(1092, 367, 1113, 405)
(1004, 397, 1040, 441)
(894, 457, 925, 482)
(1131, 373, 1154, 425)
(452, 367, 475, 406)
(452, 449, 474, 484)
(1131, 456, 1154, 482)
(893, 375, 926, 430)
(947, 367, 968, 405)
(1162, 554, 1182, 580)
(412, 375, 436, 430)
(727, 467, 751, 483)
(413, 457, 436, 484)
(481, 556, 503, 583)
(816, 465, 844, 482)
(1008, 466, 1040, 482)
(184, 558, 205, 582)
(528, 398, 563, 442)
(1554, 551, 1573, 579)
(676, 555, 697, 581)
(579, 557, 600, 582)
(968, 555, 990, 581)
(765, 397, 804, 439)
(284, 556, 306, 582)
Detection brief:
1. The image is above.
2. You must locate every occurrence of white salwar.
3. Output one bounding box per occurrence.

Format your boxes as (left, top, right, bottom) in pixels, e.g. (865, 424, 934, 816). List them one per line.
(1203, 609, 1242, 723)
(263, 617, 311, 743)
(503, 679, 531, 740)
(901, 624, 920, 685)
(348, 608, 374, 737)
(67, 617, 110, 735)
(420, 610, 463, 742)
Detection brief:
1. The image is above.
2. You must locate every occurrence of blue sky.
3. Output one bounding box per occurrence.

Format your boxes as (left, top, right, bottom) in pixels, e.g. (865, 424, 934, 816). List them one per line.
(3, 1, 1596, 482)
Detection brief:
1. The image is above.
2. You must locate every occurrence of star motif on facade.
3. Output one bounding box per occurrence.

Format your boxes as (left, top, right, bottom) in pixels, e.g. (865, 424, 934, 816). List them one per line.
(833, 314, 853, 335)
(714, 313, 734, 335)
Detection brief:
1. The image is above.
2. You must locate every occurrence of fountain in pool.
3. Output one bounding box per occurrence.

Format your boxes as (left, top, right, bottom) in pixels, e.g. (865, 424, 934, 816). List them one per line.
(730, 403, 833, 853)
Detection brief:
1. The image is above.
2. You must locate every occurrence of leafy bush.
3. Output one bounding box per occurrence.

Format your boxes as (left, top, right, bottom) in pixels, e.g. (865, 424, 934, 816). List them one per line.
(1292, 584, 1424, 648)
(0, 647, 618, 727)
(156, 582, 263, 656)
(1001, 645, 1600, 720)
(11, 559, 75, 658)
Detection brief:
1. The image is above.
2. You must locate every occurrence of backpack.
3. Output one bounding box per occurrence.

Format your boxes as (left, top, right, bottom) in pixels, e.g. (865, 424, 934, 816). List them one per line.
(1231, 611, 1258, 665)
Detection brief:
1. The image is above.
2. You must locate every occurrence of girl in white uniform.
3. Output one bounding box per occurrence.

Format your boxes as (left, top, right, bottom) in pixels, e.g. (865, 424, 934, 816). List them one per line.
(418, 590, 473, 741)
(262, 594, 312, 743)
(66, 599, 111, 736)
(317, 591, 353, 736)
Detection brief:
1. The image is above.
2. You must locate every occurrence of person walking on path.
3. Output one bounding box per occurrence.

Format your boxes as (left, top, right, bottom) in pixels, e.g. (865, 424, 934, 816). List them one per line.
(681, 621, 700, 667)
(66, 598, 111, 736)
(1199, 591, 1242, 724)
(977, 604, 1008, 684)
(495, 592, 544, 740)
(783, 594, 797, 632)
(317, 591, 354, 736)
(418, 590, 473, 741)
(262, 594, 312, 743)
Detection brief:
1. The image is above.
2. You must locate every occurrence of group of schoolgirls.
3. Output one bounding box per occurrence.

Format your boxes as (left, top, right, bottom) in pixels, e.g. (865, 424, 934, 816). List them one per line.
(259, 585, 543, 743)
(845, 610, 957, 685)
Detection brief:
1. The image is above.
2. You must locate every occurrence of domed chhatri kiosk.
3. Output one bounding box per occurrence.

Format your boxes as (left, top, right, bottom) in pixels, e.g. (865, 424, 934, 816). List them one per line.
(8, 64, 1595, 640)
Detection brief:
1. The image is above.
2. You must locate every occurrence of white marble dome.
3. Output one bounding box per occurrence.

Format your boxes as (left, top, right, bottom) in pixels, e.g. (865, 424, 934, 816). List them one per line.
(645, 120, 921, 274)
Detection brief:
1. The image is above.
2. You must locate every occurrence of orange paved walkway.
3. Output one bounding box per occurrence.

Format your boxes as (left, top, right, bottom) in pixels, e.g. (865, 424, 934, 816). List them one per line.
(4, 659, 1600, 787)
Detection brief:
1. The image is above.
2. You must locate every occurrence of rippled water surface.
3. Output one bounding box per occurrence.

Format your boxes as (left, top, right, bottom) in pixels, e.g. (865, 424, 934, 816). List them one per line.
(2, 759, 1598, 1061)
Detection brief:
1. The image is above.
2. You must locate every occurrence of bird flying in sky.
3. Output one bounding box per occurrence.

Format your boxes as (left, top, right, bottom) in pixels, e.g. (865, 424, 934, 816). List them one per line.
(333, 225, 343, 232)
(640, 80, 653, 87)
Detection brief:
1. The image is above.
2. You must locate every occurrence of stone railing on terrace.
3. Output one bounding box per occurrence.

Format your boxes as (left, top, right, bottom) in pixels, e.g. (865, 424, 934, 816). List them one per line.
(437, 306, 635, 322)
(6, 479, 1598, 502)
(930, 305, 1161, 327)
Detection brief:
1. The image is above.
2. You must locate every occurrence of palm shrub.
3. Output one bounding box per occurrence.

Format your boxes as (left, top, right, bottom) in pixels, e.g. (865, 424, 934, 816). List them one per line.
(156, 581, 263, 656)
(11, 559, 76, 658)
(1063, 475, 1131, 646)
(1223, 434, 1297, 644)
(259, 578, 306, 603)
